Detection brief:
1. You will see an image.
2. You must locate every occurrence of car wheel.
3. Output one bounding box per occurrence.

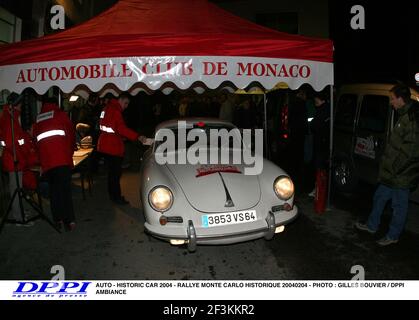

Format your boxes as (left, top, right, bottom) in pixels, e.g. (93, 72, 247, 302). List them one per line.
(333, 158, 358, 192)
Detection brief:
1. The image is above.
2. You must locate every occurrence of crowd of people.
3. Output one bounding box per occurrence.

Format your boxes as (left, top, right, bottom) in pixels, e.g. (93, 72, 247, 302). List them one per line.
(1, 90, 328, 222)
(0, 89, 311, 230)
(0, 94, 76, 230)
(0, 92, 146, 230)
(0, 88, 323, 229)
(129, 92, 265, 136)
(2, 84, 417, 246)
(267, 85, 331, 197)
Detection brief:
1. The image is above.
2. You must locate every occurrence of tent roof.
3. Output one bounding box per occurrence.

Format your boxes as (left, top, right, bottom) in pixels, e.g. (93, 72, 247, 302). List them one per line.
(0, 0, 332, 66)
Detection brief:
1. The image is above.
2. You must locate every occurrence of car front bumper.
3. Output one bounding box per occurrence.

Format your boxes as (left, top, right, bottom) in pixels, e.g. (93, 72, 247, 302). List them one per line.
(144, 205, 298, 251)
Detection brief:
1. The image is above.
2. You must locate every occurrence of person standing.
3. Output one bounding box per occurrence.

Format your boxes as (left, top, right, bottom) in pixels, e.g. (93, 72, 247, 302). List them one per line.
(178, 96, 189, 118)
(0, 93, 33, 225)
(308, 91, 330, 198)
(97, 92, 145, 205)
(288, 88, 309, 191)
(81, 94, 102, 173)
(355, 84, 419, 246)
(235, 98, 256, 129)
(33, 97, 76, 231)
(218, 93, 234, 122)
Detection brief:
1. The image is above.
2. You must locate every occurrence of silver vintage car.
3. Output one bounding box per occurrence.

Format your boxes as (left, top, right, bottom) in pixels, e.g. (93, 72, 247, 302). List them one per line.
(140, 118, 298, 251)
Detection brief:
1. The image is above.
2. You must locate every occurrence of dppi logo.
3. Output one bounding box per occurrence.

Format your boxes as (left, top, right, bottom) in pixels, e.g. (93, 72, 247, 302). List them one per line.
(13, 281, 91, 298)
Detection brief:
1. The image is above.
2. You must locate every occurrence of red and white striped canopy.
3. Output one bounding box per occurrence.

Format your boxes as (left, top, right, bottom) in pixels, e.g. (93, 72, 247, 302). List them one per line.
(0, 0, 333, 95)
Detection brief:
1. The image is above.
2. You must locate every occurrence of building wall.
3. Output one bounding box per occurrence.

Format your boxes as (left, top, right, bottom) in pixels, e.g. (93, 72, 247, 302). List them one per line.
(0, 0, 117, 38)
(0, 6, 21, 43)
(214, 0, 329, 38)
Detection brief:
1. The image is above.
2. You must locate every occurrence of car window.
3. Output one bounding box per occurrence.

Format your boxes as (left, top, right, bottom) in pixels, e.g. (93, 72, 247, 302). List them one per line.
(335, 94, 357, 127)
(358, 95, 389, 133)
(154, 123, 242, 152)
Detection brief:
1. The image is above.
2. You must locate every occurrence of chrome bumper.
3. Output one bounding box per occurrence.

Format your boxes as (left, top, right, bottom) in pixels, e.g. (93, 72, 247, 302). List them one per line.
(145, 209, 298, 252)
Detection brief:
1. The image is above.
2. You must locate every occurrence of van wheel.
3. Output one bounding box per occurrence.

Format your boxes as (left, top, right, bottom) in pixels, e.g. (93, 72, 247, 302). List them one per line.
(333, 158, 358, 192)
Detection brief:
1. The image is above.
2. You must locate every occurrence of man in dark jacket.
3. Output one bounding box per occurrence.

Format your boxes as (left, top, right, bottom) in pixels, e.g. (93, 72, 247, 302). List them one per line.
(308, 91, 330, 197)
(288, 88, 309, 190)
(356, 84, 419, 246)
(311, 92, 330, 170)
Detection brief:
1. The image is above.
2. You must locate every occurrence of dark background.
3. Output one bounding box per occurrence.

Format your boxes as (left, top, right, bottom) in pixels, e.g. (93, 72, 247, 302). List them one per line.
(329, 0, 418, 87)
(0, 0, 418, 87)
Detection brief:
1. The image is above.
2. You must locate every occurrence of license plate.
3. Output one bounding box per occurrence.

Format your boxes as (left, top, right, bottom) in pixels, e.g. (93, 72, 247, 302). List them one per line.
(202, 210, 257, 228)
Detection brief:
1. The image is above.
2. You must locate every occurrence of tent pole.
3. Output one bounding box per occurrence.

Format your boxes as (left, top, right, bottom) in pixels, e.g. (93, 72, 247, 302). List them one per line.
(58, 89, 62, 110)
(263, 93, 268, 159)
(327, 85, 334, 209)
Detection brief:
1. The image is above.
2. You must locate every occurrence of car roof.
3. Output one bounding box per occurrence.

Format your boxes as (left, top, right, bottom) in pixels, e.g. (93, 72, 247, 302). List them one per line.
(339, 83, 419, 99)
(155, 118, 236, 132)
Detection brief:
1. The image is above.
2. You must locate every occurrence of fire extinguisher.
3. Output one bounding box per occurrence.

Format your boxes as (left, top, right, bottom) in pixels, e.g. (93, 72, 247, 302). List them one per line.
(314, 169, 328, 214)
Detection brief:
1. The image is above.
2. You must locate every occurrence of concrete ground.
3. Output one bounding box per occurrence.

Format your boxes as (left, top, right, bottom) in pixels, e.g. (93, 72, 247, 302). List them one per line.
(1, 162, 419, 280)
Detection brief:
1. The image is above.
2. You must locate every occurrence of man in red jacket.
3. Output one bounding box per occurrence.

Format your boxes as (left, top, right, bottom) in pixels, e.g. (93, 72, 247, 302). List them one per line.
(98, 92, 145, 205)
(33, 98, 76, 231)
(0, 93, 33, 225)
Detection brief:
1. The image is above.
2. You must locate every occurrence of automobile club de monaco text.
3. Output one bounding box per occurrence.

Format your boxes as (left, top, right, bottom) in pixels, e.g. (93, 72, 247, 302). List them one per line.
(15, 60, 312, 83)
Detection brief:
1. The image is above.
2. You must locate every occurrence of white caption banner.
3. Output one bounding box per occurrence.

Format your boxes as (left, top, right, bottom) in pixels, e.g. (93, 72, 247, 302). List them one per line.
(0, 280, 417, 300)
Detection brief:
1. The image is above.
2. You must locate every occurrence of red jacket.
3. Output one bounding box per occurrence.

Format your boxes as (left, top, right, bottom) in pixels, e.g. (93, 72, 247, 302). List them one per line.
(0, 106, 32, 172)
(32, 103, 76, 173)
(97, 99, 139, 157)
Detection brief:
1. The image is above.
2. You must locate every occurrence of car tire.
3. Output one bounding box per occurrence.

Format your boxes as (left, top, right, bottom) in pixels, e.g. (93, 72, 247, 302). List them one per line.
(332, 157, 358, 192)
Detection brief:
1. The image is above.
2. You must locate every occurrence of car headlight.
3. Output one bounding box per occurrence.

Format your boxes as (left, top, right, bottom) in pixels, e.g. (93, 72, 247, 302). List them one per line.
(148, 186, 173, 212)
(274, 176, 294, 200)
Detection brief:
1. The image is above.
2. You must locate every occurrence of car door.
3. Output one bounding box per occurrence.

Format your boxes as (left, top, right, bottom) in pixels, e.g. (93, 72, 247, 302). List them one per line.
(353, 94, 391, 184)
(334, 93, 358, 158)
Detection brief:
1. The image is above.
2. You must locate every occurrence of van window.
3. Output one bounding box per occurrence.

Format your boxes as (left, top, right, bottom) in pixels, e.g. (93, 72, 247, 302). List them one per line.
(358, 95, 389, 133)
(335, 94, 357, 127)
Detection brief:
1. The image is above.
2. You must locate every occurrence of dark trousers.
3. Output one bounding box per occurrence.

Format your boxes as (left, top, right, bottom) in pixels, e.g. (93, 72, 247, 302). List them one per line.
(288, 136, 305, 190)
(45, 166, 75, 224)
(105, 155, 123, 200)
(367, 184, 409, 240)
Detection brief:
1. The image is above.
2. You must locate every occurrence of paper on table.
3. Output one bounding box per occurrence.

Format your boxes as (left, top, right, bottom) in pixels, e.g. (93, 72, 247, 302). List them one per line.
(73, 148, 92, 157)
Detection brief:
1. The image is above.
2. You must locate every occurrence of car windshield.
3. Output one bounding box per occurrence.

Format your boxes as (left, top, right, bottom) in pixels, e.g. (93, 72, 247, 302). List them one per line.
(154, 123, 243, 152)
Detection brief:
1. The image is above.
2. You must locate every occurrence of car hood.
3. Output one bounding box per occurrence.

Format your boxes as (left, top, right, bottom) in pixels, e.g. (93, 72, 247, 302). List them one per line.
(166, 163, 261, 213)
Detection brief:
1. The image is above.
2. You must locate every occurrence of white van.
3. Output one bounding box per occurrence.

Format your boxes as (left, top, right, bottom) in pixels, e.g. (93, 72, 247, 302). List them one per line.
(332, 83, 419, 202)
